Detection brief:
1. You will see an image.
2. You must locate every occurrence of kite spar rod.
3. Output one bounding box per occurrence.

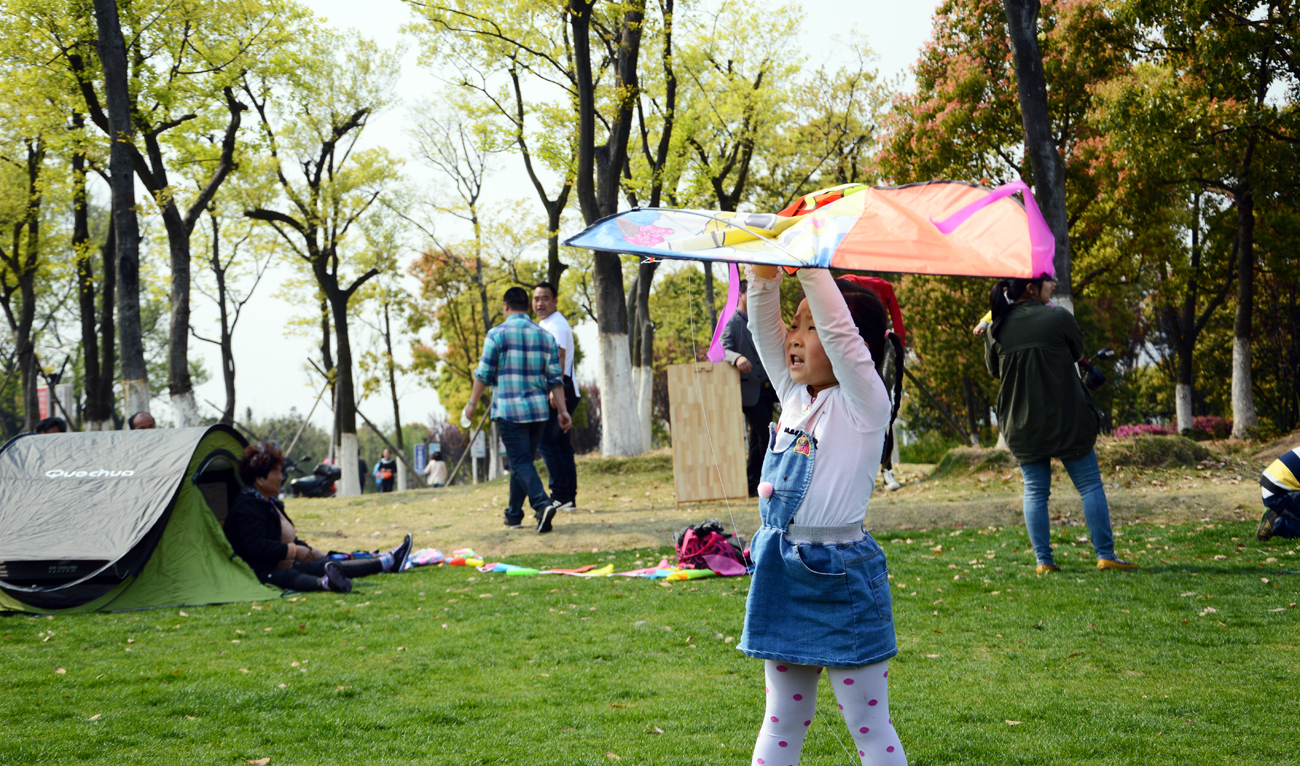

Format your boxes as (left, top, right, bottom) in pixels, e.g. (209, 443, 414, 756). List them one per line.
(445, 409, 492, 487)
(900, 367, 978, 447)
(282, 379, 331, 460)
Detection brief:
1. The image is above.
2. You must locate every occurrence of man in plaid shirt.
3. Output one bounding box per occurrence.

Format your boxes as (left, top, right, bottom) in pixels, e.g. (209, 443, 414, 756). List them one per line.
(464, 287, 572, 532)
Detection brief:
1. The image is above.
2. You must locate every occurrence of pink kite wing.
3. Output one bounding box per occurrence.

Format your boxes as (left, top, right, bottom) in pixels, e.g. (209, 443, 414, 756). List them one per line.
(828, 181, 1055, 279)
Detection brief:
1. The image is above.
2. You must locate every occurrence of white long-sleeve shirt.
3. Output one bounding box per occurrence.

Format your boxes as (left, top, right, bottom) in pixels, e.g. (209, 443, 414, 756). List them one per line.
(747, 268, 892, 527)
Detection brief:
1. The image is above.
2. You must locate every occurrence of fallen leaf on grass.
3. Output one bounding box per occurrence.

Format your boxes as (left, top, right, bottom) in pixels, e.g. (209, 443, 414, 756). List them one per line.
(179, 611, 189, 617)
(1199, 607, 1217, 616)
(55, 668, 66, 674)
(647, 725, 664, 735)
(239, 668, 250, 673)
(247, 759, 270, 765)
(606, 753, 622, 761)
(88, 714, 100, 721)
(186, 715, 198, 720)
(1006, 720, 1022, 726)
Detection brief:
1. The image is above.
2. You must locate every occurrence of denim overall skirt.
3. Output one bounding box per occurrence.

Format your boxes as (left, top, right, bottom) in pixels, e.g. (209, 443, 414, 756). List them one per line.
(738, 419, 898, 668)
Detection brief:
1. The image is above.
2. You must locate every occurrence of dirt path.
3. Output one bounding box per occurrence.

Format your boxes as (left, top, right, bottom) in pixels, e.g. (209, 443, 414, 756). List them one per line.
(284, 450, 1266, 559)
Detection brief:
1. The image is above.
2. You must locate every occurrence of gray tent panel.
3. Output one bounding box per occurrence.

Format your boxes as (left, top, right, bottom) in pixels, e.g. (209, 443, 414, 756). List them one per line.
(0, 427, 220, 562)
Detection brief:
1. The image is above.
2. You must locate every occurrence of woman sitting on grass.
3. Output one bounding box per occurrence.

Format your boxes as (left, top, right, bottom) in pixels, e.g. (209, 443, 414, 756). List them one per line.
(984, 275, 1134, 573)
(224, 441, 413, 593)
(739, 264, 908, 765)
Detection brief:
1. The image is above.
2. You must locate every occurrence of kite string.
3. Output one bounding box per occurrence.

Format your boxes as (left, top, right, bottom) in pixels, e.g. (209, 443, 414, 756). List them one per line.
(685, 261, 746, 542)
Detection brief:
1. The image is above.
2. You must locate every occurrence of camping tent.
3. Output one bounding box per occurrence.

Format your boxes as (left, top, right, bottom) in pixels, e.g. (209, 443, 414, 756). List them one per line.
(0, 425, 280, 614)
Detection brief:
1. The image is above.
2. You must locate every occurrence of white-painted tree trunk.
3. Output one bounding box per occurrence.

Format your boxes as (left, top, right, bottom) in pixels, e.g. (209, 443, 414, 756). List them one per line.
(338, 432, 360, 497)
(489, 421, 502, 480)
(122, 378, 150, 421)
(1175, 383, 1194, 434)
(995, 431, 1008, 451)
(1053, 294, 1075, 316)
(396, 458, 407, 492)
(85, 419, 113, 432)
(636, 365, 654, 452)
(171, 389, 199, 428)
(598, 332, 641, 457)
(1231, 336, 1258, 438)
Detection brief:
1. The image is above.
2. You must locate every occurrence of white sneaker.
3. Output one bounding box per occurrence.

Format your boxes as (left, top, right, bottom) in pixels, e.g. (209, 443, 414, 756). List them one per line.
(883, 469, 902, 492)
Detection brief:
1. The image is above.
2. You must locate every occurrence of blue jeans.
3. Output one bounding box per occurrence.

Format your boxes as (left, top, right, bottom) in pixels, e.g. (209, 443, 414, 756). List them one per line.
(1019, 449, 1116, 564)
(499, 418, 551, 524)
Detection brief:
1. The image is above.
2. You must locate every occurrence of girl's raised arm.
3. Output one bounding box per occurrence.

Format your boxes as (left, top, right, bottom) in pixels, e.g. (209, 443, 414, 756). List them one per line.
(798, 268, 891, 431)
(746, 266, 797, 403)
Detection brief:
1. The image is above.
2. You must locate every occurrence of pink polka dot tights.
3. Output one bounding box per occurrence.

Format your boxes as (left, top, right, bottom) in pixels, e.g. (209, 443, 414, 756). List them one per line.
(752, 660, 905, 765)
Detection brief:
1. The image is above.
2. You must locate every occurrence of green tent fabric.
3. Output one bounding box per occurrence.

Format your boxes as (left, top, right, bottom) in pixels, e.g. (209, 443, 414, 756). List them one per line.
(0, 426, 279, 614)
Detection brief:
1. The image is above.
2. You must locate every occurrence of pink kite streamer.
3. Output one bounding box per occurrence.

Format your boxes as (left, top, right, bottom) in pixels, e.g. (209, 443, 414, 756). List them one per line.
(930, 180, 1056, 278)
(707, 262, 742, 363)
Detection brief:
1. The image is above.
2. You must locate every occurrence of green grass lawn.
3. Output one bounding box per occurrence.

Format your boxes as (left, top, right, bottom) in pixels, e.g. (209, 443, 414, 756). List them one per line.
(4, 520, 1298, 765)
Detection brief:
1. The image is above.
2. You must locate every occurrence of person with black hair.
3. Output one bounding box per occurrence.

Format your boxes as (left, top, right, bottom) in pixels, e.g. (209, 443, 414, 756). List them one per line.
(128, 411, 156, 429)
(984, 275, 1135, 573)
(223, 441, 413, 593)
(464, 286, 571, 532)
(533, 281, 580, 510)
(34, 417, 67, 434)
(424, 450, 448, 488)
(738, 265, 908, 766)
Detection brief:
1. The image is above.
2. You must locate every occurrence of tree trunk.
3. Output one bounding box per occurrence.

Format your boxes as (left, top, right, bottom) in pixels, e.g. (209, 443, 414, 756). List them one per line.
(161, 208, 198, 426)
(633, 260, 657, 451)
(328, 290, 361, 496)
(211, 214, 236, 425)
(383, 302, 407, 491)
(1002, 0, 1072, 312)
(73, 139, 103, 431)
(15, 143, 44, 430)
(93, 0, 148, 415)
(1231, 186, 1259, 438)
(84, 215, 117, 430)
(962, 375, 981, 447)
(570, 0, 647, 457)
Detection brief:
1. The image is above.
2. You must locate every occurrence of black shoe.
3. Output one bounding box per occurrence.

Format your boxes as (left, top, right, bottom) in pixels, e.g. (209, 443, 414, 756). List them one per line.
(504, 515, 523, 529)
(536, 502, 559, 534)
(1258, 508, 1281, 542)
(387, 533, 413, 572)
(323, 562, 353, 593)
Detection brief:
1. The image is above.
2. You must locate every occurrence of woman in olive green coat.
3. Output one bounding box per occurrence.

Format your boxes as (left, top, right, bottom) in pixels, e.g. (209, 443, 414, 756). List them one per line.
(985, 275, 1135, 574)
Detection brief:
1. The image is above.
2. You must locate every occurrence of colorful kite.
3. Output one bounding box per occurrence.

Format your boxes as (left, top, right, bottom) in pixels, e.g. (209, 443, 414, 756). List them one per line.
(563, 179, 1056, 361)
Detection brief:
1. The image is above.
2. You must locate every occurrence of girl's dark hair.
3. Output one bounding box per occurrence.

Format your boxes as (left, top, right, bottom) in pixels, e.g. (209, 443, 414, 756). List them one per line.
(989, 276, 1052, 341)
(240, 441, 284, 486)
(834, 279, 906, 470)
(432, 452, 443, 461)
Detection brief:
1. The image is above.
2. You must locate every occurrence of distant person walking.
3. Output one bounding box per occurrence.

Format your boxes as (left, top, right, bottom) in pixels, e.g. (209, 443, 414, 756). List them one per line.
(532, 282, 580, 511)
(464, 286, 571, 533)
(984, 275, 1135, 573)
(722, 279, 779, 497)
(424, 451, 448, 488)
(374, 449, 398, 493)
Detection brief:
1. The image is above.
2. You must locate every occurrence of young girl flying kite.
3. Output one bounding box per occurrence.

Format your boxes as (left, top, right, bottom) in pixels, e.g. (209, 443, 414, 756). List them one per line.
(739, 263, 907, 765)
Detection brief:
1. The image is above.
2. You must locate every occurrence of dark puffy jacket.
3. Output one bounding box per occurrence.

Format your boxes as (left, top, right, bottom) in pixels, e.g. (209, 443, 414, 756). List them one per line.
(223, 487, 305, 576)
(985, 301, 1102, 464)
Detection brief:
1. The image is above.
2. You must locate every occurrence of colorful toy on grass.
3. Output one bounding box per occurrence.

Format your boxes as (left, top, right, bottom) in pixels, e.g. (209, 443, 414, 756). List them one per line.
(408, 548, 445, 567)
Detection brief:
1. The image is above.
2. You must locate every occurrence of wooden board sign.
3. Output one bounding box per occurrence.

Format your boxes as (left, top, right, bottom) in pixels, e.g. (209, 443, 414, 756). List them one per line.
(666, 362, 748, 504)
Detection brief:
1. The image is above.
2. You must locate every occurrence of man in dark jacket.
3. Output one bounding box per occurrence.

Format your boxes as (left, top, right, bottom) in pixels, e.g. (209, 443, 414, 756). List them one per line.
(722, 280, 779, 497)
